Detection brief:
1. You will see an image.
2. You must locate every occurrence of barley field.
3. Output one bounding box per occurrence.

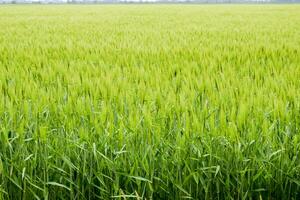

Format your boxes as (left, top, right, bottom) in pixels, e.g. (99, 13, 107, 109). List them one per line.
(0, 5, 300, 199)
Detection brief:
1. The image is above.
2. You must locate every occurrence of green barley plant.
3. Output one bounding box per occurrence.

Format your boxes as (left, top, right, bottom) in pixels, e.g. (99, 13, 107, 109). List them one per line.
(0, 4, 300, 200)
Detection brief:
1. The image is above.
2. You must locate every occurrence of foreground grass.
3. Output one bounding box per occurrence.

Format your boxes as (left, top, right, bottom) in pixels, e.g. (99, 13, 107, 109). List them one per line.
(0, 4, 300, 199)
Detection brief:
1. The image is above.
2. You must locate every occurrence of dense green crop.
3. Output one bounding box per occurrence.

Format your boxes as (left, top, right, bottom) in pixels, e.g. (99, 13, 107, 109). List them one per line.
(0, 4, 300, 199)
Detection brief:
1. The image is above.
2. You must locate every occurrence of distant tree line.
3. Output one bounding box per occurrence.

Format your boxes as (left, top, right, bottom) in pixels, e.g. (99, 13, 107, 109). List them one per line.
(1, 0, 300, 4)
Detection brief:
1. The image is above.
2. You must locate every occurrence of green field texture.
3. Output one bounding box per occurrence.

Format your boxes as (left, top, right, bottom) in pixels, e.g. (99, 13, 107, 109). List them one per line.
(0, 5, 300, 199)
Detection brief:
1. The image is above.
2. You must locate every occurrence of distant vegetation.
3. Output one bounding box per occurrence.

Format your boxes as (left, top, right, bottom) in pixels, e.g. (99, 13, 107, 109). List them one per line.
(0, 4, 300, 200)
(1, 0, 300, 4)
